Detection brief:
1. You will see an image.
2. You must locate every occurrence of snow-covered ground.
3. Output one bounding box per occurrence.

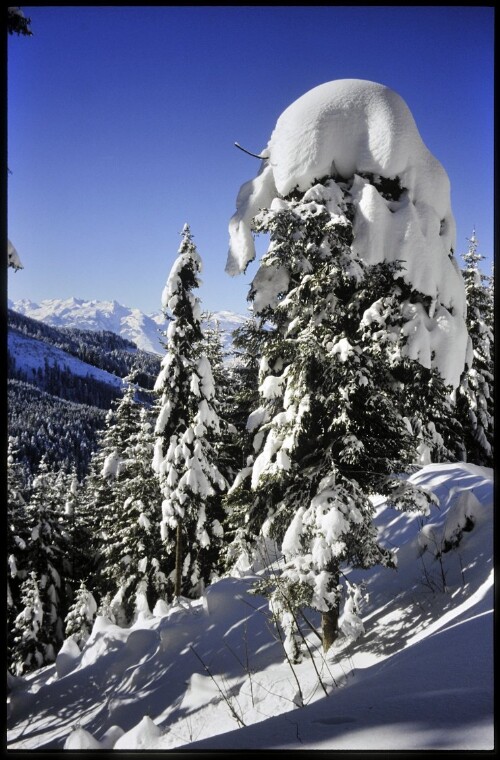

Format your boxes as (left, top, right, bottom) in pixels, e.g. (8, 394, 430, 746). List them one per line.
(7, 462, 493, 751)
(8, 329, 126, 391)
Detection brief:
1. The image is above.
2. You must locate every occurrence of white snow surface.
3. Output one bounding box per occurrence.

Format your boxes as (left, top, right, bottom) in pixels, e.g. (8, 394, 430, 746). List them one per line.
(227, 79, 467, 388)
(7, 463, 493, 751)
(8, 329, 126, 391)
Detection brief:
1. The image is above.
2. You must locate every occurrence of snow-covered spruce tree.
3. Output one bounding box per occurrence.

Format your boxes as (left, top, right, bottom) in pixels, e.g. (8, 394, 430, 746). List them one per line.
(227, 317, 266, 463)
(202, 314, 243, 485)
(61, 470, 90, 591)
(7, 439, 31, 662)
(104, 404, 169, 623)
(87, 375, 167, 624)
(11, 458, 71, 672)
(64, 580, 97, 649)
(226, 188, 437, 656)
(358, 268, 465, 466)
(10, 572, 45, 676)
(222, 317, 269, 571)
(455, 231, 494, 466)
(152, 225, 227, 600)
(224, 81, 469, 655)
(82, 374, 144, 614)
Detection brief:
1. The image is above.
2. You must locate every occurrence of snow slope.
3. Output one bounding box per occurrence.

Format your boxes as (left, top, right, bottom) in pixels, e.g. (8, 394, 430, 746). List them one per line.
(8, 329, 126, 392)
(6, 463, 493, 751)
(8, 298, 247, 355)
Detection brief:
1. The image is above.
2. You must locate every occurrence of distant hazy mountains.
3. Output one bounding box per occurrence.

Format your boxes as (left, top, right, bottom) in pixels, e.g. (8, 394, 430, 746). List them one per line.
(8, 297, 247, 355)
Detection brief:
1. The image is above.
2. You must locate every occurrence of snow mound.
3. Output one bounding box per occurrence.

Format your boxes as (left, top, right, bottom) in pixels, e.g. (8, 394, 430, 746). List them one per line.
(271, 80, 443, 195)
(114, 716, 164, 750)
(55, 638, 81, 679)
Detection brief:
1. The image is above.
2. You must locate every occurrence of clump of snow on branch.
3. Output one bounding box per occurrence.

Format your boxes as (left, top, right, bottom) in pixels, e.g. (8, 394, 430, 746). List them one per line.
(8, 240, 23, 271)
(227, 79, 467, 388)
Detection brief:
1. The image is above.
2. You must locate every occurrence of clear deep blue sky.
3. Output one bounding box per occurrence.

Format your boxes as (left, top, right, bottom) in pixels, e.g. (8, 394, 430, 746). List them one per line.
(7, 6, 494, 316)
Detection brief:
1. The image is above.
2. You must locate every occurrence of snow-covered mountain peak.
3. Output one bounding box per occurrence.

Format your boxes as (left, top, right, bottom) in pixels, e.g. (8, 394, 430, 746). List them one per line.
(9, 297, 246, 356)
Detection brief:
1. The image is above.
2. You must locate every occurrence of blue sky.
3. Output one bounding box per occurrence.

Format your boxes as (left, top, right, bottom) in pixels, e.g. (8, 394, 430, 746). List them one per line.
(8, 6, 494, 316)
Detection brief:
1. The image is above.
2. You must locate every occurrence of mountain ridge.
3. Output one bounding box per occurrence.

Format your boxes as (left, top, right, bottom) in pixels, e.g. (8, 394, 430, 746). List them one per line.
(8, 297, 247, 355)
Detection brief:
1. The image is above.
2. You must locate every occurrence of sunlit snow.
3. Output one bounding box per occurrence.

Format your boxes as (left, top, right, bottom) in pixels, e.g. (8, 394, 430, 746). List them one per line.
(7, 463, 493, 751)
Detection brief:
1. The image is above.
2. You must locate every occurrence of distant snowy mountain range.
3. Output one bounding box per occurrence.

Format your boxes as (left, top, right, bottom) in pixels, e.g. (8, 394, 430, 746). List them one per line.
(8, 297, 248, 355)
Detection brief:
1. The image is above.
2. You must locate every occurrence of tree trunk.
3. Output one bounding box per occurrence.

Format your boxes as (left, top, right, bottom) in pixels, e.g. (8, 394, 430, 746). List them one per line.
(174, 519, 183, 598)
(322, 569, 340, 653)
(321, 604, 340, 653)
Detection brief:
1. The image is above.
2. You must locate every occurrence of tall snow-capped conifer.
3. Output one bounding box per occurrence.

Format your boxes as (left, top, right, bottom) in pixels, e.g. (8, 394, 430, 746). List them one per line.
(202, 314, 242, 485)
(455, 231, 494, 466)
(222, 318, 267, 569)
(228, 318, 265, 463)
(227, 181, 436, 655)
(153, 225, 226, 599)
(62, 471, 91, 594)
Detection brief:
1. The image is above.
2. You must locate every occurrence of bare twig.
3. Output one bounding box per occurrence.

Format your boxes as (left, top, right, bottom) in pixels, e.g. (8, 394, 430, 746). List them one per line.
(234, 142, 269, 160)
(189, 645, 246, 727)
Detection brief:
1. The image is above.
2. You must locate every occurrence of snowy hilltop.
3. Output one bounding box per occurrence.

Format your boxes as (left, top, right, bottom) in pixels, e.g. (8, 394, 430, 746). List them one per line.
(227, 79, 467, 389)
(8, 297, 247, 356)
(6, 462, 493, 750)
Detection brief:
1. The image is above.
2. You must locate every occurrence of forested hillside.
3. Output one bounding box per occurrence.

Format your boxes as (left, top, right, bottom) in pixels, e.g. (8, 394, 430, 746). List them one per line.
(7, 380, 107, 480)
(7, 310, 161, 481)
(8, 309, 161, 388)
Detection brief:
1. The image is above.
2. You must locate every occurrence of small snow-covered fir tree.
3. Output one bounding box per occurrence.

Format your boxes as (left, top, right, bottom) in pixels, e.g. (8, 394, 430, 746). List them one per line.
(227, 182, 437, 654)
(62, 470, 92, 591)
(103, 403, 168, 623)
(20, 458, 72, 666)
(227, 317, 266, 464)
(10, 572, 45, 676)
(7, 440, 30, 655)
(152, 225, 227, 599)
(455, 230, 494, 466)
(84, 373, 169, 624)
(222, 317, 269, 570)
(64, 580, 97, 649)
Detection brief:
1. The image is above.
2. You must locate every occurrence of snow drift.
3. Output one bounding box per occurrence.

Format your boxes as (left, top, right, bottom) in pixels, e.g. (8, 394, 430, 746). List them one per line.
(6, 463, 493, 751)
(226, 79, 468, 388)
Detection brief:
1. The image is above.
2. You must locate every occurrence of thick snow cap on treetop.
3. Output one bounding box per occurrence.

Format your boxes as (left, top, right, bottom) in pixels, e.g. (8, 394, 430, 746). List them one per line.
(226, 79, 468, 388)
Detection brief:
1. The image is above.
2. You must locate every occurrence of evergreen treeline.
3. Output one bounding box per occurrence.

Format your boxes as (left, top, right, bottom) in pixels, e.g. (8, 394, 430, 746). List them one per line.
(8, 356, 124, 410)
(6, 224, 493, 677)
(7, 310, 163, 481)
(8, 380, 107, 481)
